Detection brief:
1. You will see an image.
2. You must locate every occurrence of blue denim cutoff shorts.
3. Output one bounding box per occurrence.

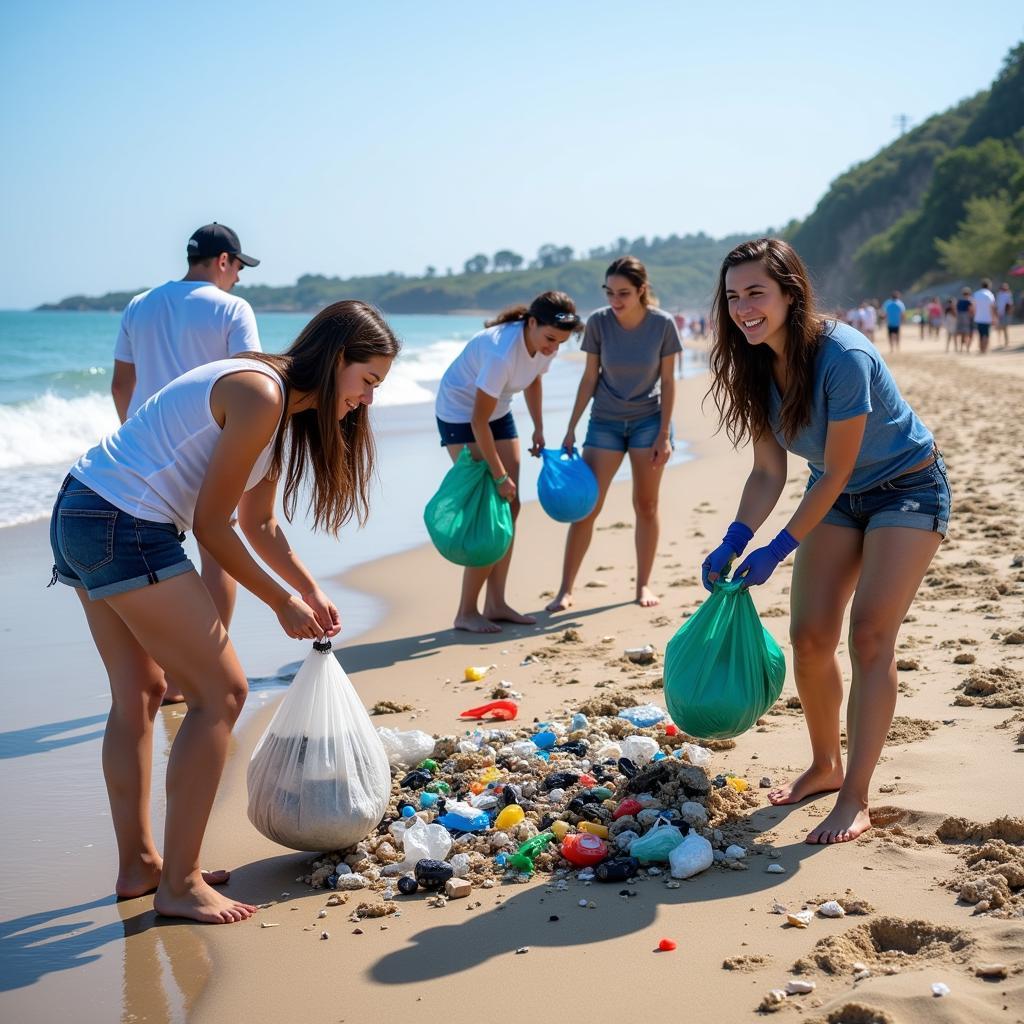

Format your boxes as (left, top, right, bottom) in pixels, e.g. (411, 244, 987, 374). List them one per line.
(818, 455, 951, 537)
(49, 476, 195, 600)
(436, 410, 518, 447)
(584, 410, 674, 452)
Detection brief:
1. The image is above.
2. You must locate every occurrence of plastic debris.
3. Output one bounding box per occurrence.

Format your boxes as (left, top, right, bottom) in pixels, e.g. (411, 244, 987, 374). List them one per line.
(766, 863, 785, 874)
(787, 910, 813, 928)
(377, 728, 436, 768)
(618, 704, 668, 728)
(657, 938, 677, 952)
(758, 990, 787, 1013)
(932, 982, 951, 997)
(459, 699, 517, 720)
(463, 665, 494, 682)
(785, 980, 815, 995)
(624, 645, 657, 664)
(669, 831, 714, 879)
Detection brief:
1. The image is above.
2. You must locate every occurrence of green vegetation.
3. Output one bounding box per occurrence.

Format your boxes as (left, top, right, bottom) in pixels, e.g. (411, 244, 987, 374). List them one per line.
(39, 43, 1024, 315)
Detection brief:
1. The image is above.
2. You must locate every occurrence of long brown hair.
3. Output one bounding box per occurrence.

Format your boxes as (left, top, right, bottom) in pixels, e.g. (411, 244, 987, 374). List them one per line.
(241, 300, 400, 534)
(707, 237, 826, 446)
(485, 290, 582, 333)
(605, 255, 658, 307)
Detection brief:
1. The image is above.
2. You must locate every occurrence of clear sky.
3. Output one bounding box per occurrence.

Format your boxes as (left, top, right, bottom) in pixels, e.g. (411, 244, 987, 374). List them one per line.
(0, 1, 1017, 308)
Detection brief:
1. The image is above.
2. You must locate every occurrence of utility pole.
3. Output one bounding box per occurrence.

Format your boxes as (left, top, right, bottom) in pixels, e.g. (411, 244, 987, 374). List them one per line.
(893, 113, 912, 136)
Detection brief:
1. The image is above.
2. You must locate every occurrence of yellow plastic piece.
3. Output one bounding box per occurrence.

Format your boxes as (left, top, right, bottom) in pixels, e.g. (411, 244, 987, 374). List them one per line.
(494, 805, 525, 830)
(726, 777, 749, 793)
(463, 665, 490, 682)
(577, 821, 609, 839)
(479, 766, 501, 783)
(549, 819, 570, 841)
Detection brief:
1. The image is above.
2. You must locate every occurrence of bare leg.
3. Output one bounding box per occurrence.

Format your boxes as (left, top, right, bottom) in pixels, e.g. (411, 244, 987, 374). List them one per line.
(807, 526, 942, 844)
(105, 572, 256, 922)
(78, 585, 233, 900)
(482, 438, 536, 625)
(545, 447, 624, 611)
(768, 524, 861, 806)
(163, 543, 238, 704)
(627, 446, 667, 607)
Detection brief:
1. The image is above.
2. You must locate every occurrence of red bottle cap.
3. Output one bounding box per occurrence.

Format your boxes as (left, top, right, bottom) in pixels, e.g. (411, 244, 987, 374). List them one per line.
(658, 938, 677, 952)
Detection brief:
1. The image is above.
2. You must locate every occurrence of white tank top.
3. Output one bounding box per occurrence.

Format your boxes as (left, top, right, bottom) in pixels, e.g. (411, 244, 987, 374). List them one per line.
(71, 358, 285, 532)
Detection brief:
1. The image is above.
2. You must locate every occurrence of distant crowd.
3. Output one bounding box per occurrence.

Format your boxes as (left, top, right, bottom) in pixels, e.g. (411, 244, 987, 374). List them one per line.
(841, 278, 1016, 355)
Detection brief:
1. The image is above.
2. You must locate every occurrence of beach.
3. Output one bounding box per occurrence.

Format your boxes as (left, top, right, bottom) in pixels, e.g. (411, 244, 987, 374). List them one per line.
(3, 329, 1024, 1024)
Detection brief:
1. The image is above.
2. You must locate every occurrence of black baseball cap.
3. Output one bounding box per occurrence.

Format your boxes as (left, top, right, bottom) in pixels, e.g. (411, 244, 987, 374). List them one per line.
(187, 223, 260, 267)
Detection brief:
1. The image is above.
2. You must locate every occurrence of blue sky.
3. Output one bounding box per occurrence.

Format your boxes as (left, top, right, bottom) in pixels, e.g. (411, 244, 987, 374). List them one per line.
(0, 1, 1017, 308)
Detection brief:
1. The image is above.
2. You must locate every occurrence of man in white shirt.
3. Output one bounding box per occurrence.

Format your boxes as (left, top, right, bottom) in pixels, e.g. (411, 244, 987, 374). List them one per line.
(110, 223, 262, 699)
(996, 282, 1014, 348)
(858, 300, 877, 342)
(971, 278, 996, 355)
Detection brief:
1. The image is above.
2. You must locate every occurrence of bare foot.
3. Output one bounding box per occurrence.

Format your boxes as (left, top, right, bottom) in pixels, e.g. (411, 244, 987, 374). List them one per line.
(805, 798, 872, 844)
(116, 855, 232, 900)
(154, 876, 257, 924)
(545, 591, 574, 612)
(454, 612, 502, 634)
(767, 764, 844, 806)
(483, 603, 537, 625)
(636, 586, 660, 608)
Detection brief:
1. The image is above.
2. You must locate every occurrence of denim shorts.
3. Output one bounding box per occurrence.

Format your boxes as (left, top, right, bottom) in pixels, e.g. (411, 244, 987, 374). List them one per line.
(49, 476, 194, 600)
(436, 410, 518, 447)
(584, 410, 674, 452)
(818, 455, 951, 537)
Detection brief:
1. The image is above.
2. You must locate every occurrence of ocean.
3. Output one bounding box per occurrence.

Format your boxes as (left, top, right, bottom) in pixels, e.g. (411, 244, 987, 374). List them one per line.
(0, 308, 702, 532)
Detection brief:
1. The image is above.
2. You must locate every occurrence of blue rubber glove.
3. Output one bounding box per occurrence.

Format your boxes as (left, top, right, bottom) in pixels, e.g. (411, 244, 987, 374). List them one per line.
(733, 529, 799, 588)
(701, 521, 754, 592)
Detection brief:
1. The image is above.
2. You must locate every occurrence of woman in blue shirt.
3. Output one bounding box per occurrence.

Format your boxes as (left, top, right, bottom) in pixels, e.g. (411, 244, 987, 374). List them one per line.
(701, 238, 950, 845)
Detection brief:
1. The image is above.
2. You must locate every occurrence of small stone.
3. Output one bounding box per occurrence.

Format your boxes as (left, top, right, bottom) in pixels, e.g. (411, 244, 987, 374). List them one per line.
(317, 909, 327, 919)
(578, 899, 588, 907)
(785, 979, 816, 995)
(896, 658, 919, 670)
(587, 901, 597, 909)
(953, 653, 976, 664)
(549, 915, 560, 922)
(724, 844, 746, 859)
(320, 931, 330, 940)
(758, 989, 787, 1013)
(786, 910, 813, 928)
(444, 878, 472, 900)
(515, 946, 530, 954)
(854, 969, 871, 982)
(932, 982, 950, 997)
(766, 864, 785, 874)
(352, 927, 363, 935)
(759, 776, 772, 788)
(260, 922, 280, 928)
(817, 900, 845, 918)
(975, 963, 1008, 979)
(770, 901, 789, 914)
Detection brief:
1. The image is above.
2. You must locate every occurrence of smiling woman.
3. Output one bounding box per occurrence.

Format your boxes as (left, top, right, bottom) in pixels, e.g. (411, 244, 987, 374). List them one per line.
(46, 299, 400, 925)
(701, 237, 949, 847)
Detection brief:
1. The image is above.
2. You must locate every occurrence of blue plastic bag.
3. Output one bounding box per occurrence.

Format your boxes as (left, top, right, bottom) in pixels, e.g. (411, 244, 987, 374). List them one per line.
(537, 448, 599, 523)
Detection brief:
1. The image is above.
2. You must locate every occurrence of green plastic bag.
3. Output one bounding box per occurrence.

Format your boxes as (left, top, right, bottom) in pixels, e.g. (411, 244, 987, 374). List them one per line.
(424, 446, 514, 567)
(663, 579, 786, 740)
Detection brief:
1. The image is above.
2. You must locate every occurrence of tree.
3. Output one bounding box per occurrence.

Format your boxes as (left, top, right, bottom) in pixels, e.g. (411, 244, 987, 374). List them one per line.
(492, 249, 524, 272)
(463, 253, 489, 274)
(536, 243, 574, 268)
(935, 192, 1020, 278)
(425, 265, 436, 278)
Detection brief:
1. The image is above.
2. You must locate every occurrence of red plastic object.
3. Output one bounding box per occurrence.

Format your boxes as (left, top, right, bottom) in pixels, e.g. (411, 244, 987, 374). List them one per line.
(459, 700, 518, 721)
(664, 724, 679, 736)
(578, 773, 597, 788)
(613, 798, 643, 820)
(658, 938, 677, 952)
(560, 832, 609, 867)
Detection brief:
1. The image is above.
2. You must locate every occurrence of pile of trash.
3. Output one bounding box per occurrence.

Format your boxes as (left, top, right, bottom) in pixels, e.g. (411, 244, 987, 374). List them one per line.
(298, 691, 760, 903)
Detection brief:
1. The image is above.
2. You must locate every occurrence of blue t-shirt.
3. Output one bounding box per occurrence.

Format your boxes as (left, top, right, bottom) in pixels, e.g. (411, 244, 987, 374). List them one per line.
(883, 299, 905, 328)
(768, 322, 933, 493)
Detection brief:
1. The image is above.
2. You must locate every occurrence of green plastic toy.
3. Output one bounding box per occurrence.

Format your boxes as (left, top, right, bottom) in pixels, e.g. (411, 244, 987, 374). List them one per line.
(507, 832, 556, 873)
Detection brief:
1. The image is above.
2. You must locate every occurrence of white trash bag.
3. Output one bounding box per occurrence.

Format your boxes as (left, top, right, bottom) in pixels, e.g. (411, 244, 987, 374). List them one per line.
(247, 639, 391, 852)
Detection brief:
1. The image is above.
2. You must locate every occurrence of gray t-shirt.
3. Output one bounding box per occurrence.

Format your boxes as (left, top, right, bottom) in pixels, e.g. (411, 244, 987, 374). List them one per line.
(581, 306, 682, 420)
(769, 321, 933, 493)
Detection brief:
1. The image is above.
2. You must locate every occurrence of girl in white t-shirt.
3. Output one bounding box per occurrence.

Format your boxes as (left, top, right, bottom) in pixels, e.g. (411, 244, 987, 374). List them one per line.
(434, 291, 581, 632)
(49, 300, 399, 924)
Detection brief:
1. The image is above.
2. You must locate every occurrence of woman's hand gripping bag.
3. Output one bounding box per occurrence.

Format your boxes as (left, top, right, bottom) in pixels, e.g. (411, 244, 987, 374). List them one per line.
(247, 640, 391, 852)
(663, 579, 786, 740)
(537, 448, 599, 523)
(423, 445, 514, 566)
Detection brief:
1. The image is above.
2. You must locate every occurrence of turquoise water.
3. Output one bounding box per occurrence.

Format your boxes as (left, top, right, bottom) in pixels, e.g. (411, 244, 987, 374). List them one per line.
(0, 308, 701, 529)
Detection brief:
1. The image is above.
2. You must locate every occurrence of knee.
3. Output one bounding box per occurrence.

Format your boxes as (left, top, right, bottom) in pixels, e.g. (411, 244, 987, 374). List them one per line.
(223, 676, 249, 721)
(848, 619, 893, 668)
(633, 497, 659, 522)
(790, 620, 838, 662)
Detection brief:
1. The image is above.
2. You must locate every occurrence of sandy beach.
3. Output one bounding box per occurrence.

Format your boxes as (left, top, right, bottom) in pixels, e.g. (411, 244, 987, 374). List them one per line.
(4, 328, 1024, 1024)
